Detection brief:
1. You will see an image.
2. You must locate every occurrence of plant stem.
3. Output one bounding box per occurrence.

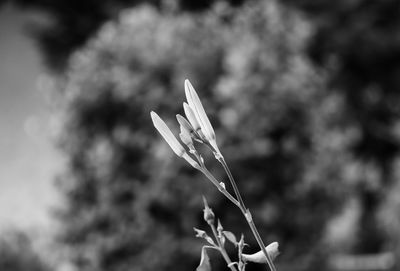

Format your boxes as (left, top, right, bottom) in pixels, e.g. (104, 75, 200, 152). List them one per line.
(200, 167, 240, 207)
(218, 156, 246, 209)
(245, 211, 276, 271)
(209, 223, 238, 271)
(217, 157, 277, 271)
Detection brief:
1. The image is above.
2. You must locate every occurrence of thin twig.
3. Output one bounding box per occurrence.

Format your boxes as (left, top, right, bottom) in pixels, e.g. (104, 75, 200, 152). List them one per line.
(217, 156, 246, 210)
(216, 157, 277, 271)
(209, 223, 238, 271)
(200, 167, 240, 207)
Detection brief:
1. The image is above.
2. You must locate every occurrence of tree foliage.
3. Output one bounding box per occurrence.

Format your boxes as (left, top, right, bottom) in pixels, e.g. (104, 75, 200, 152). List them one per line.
(55, 2, 349, 271)
(54, 0, 400, 271)
(7, 0, 244, 70)
(0, 231, 51, 271)
(282, 0, 400, 257)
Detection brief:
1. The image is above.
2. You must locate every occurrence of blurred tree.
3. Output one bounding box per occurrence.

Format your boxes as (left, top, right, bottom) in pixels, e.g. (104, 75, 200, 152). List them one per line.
(54, 2, 359, 271)
(4, 0, 245, 71)
(0, 230, 51, 271)
(282, 0, 400, 258)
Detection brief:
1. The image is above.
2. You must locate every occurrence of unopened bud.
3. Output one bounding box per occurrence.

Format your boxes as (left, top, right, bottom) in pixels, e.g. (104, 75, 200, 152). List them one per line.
(217, 219, 223, 233)
(202, 196, 215, 225)
(176, 114, 194, 133)
(183, 103, 202, 133)
(151, 111, 186, 157)
(180, 125, 193, 147)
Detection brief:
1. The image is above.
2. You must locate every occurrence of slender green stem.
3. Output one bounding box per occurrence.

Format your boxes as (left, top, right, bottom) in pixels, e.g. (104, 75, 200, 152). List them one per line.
(218, 156, 246, 209)
(200, 167, 240, 207)
(217, 157, 277, 271)
(210, 223, 238, 271)
(246, 212, 276, 271)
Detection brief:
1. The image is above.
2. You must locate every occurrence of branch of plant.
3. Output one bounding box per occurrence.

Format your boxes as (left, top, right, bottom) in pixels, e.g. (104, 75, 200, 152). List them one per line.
(217, 156, 247, 209)
(246, 214, 276, 271)
(215, 156, 277, 271)
(209, 223, 238, 271)
(200, 167, 240, 207)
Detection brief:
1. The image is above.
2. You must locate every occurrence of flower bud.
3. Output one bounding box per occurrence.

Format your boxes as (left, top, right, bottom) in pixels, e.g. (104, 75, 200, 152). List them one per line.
(202, 196, 215, 225)
(184, 79, 216, 142)
(183, 103, 202, 133)
(180, 125, 193, 147)
(151, 111, 185, 157)
(217, 219, 223, 233)
(151, 111, 200, 169)
(176, 114, 194, 133)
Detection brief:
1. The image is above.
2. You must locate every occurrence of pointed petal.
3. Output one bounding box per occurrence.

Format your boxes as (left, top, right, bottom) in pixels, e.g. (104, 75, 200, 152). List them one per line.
(176, 114, 194, 133)
(183, 102, 201, 132)
(184, 80, 199, 121)
(150, 111, 185, 157)
(184, 79, 216, 142)
(179, 125, 193, 147)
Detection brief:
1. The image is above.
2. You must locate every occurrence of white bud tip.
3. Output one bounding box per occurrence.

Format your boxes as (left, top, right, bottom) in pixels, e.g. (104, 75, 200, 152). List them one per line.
(150, 111, 186, 157)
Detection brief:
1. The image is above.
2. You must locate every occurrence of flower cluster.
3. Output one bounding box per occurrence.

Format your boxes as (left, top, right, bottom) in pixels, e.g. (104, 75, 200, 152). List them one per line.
(150, 79, 221, 170)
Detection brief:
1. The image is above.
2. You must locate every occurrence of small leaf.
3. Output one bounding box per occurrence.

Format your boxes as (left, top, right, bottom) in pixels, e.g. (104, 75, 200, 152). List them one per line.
(196, 246, 212, 271)
(194, 228, 216, 246)
(194, 228, 207, 238)
(223, 231, 238, 246)
(205, 236, 216, 246)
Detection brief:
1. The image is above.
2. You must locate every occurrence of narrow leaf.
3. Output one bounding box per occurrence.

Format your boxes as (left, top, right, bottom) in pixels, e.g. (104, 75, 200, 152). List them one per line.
(205, 236, 216, 246)
(223, 231, 238, 246)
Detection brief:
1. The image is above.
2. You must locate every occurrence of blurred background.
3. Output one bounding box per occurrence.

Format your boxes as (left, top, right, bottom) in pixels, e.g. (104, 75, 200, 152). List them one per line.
(1, 0, 400, 270)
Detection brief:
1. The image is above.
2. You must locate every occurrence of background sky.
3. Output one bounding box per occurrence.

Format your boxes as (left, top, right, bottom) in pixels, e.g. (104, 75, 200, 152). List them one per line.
(0, 4, 61, 231)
